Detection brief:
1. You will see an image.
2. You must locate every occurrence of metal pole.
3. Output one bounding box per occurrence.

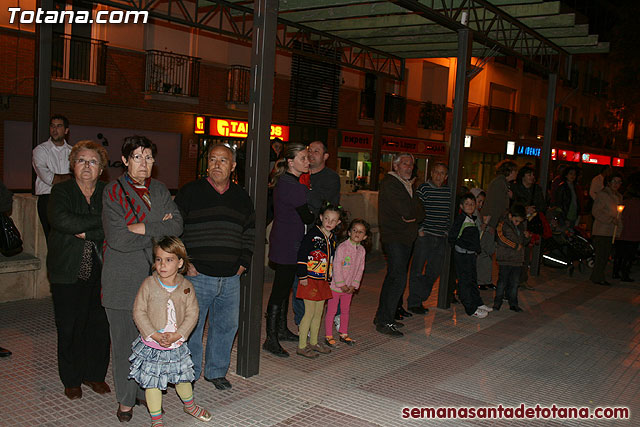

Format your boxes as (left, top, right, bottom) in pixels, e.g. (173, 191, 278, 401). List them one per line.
(530, 72, 557, 276)
(438, 28, 472, 309)
(370, 76, 385, 191)
(238, 0, 279, 378)
(32, 0, 53, 192)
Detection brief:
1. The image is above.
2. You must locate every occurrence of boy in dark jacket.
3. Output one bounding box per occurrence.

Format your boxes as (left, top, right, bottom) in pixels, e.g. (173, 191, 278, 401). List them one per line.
(494, 204, 530, 312)
(449, 193, 493, 318)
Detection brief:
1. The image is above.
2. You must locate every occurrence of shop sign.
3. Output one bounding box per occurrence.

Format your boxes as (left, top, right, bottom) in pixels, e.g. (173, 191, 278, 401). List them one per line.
(207, 118, 289, 141)
(612, 157, 625, 167)
(341, 132, 445, 156)
(516, 145, 541, 157)
(194, 116, 205, 134)
(581, 153, 610, 165)
(552, 149, 580, 162)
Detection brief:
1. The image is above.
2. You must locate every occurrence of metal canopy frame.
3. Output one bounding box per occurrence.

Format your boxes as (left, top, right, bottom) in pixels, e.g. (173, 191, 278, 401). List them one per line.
(87, 0, 613, 80)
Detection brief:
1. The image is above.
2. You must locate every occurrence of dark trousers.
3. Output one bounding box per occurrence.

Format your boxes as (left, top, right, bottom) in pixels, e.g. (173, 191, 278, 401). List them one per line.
(267, 263, 297, 306)
(408, 234, 446, 307)
(51, 282, 110, 388)
(590, 235, 613, 283)
(454, 252, 483, 315)
(105, 308, 145, 407)
(375, 241, 413, 325)
(519, 244, 531, 283)
(37, 194, 51, 240)
(614, 240, 638, 279)
(494, 265, 521, 308)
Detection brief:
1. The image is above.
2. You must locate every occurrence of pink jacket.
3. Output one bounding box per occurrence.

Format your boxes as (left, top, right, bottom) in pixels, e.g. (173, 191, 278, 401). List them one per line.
(331, 240, 366, 292)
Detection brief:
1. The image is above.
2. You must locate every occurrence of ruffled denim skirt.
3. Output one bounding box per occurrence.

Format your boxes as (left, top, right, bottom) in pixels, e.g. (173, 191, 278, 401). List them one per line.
(128, 336, 195, 390)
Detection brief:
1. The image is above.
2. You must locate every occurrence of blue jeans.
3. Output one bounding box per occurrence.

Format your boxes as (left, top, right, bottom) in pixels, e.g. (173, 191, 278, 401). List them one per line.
(375, 241, 413, 325)
(188, 273, 240, 380)
(408, 234, 446, 308)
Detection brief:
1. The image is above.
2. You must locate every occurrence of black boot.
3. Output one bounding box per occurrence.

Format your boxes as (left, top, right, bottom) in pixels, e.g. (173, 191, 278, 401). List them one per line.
(262, 304, 289, 357)
(278, 297, 298, 341)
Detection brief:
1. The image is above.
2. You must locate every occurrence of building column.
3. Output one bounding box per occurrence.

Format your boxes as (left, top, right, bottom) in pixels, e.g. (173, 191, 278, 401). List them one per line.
(531, 72, 557, 276)
(32, 0, 53, 192)
(238, 0, 279, 378)
(370, 75, 385, 191)
(437, 28, 472, 309)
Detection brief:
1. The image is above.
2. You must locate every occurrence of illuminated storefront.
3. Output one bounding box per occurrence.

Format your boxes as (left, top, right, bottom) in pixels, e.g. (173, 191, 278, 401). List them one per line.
(193, 115, 290, 185)
(337, 131, 447, 190)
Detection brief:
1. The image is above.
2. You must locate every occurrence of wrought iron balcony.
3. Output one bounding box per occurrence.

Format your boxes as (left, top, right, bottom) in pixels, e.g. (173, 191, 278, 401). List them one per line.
(144, 50, 200, 97)
(359, 91, 406, 125)
(487, 106, 515, 132)
(226, 65, 250, 104)
(418, 101, 447, 131)
(51, 33, 107, 85)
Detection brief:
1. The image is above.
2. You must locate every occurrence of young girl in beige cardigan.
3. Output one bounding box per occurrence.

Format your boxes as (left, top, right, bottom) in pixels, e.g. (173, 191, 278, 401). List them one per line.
(129, 236, 211, 426)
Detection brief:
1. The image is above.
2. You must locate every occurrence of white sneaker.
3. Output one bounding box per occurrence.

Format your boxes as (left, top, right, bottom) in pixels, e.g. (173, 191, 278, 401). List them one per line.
(478, 304, 493, 312)
(334, 315, 341, 331)
(472, 308, 488, 318)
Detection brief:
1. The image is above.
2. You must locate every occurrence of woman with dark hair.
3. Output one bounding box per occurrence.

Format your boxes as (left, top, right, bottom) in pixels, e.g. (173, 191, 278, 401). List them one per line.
(552, 165, 581, 226)
(47, 140, 110, 400)
(590, 172, 623, 286)
(263, 142, 315, 357)
(614, 172, 640, 282)
(102, 136, 183, 421)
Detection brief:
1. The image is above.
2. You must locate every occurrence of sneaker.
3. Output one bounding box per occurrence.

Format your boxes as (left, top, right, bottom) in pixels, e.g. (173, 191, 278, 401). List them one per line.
(334, 315, 341, 331)
(472, 308, 488, 318)
(478, 304, 493, 312)
(375, 323, 404, 337)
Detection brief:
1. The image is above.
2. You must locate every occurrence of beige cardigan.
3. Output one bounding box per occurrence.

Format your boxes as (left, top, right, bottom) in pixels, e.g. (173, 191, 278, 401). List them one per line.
(132, 272, 199, 341)
(591, 186, 622, 237)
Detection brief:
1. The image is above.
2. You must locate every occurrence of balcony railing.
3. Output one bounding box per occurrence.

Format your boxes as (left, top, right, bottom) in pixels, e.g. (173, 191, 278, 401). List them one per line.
(487, 107, 515, 132)
(144, 50, 200, 97)
(52, 33, 107, 85)
(226, 65, 250, 104)
(419, 102, 447, 131)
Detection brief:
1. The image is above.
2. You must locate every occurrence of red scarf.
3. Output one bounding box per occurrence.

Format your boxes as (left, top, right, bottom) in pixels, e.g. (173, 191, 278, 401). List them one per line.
(125, 174, 151, 210)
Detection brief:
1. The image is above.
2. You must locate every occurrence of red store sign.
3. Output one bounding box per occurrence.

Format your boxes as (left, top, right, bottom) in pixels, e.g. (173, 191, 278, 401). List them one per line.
(341, 132, 446, 156)
(581, 152, 611, 165)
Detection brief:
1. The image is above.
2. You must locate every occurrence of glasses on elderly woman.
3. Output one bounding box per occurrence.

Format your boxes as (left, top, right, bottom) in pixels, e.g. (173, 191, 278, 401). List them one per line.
(130, 154, 155, 163)
(74, 159, 100, 167)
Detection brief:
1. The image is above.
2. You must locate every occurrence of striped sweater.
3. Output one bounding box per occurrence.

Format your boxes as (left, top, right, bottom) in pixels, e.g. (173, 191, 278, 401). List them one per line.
(174, 178, 255, 277)
(416, 181, 451, 236)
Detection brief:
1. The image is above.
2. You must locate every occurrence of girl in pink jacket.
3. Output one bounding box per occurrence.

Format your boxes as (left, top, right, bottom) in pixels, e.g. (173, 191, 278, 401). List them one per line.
(325, 219, 370, 346)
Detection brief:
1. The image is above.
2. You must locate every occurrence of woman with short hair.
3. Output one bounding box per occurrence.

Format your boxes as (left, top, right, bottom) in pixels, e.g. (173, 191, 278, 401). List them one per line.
(102, 135, 183, 422)
(47, 140, 111, 400)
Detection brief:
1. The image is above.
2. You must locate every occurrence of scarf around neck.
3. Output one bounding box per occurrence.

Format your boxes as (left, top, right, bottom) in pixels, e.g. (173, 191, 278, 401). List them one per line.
(125, 174, 152, 210)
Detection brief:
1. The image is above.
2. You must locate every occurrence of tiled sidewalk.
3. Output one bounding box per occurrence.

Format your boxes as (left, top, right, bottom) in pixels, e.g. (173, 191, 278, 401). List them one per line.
(1, 255, 638, 426)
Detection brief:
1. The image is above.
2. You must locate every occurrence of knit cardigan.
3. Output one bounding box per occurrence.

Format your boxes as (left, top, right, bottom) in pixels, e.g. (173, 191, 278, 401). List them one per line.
(101, 176, 183, 311)
(47, 179, 106, 284)
(132, 273, 199, 341)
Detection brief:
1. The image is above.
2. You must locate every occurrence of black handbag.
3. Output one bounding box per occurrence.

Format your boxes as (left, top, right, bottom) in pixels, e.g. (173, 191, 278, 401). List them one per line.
(0, 213, 23, 256)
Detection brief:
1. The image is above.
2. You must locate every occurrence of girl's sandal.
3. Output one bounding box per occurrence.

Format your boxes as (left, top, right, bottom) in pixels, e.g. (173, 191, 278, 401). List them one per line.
(339, 334, 356, 346)
(325, 336, 337, 348)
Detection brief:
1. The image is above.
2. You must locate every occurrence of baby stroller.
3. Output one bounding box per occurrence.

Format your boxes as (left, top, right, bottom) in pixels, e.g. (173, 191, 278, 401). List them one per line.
(541, 207, 595, 275)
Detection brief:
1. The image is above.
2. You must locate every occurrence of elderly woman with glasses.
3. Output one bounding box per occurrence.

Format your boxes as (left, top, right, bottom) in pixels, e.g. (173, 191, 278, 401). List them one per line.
(47, 140, 111, 400)
(101, 136, 183, 422)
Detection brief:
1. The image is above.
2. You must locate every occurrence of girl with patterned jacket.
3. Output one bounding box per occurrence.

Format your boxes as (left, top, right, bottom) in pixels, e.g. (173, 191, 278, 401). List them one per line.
(295, 204, 342, 358)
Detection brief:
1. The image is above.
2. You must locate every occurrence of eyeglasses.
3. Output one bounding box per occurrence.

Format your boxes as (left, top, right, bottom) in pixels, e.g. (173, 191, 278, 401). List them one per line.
(74, 159, 100, 167)
(130, 154, 155, 163)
